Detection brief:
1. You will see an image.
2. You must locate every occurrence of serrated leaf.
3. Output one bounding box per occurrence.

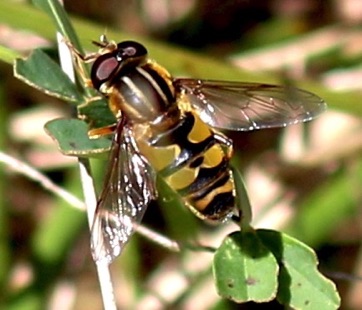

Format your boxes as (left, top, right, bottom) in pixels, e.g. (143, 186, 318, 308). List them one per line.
(213, 231, 279, 303)
(14, 49, 82, 102)
(257, 229, 341, 310)
(44, 118, 111, 157)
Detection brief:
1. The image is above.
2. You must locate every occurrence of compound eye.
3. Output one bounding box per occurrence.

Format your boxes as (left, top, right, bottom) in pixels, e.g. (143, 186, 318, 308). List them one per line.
(91, 54, 119, 90)
(117, 41, 147, 59)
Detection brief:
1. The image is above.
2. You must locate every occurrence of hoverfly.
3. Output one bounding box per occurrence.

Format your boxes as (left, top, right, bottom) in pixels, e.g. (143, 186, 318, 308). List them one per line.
(69, 36, 326, 264)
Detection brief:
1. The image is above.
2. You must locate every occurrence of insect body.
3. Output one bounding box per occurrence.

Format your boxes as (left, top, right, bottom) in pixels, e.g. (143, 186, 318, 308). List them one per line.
(72, 37, 326, 263)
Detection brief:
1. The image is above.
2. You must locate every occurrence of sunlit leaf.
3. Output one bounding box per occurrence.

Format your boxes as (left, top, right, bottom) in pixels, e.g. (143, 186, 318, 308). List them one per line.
(257, 229, 341, 309)
(213, 231, 278, 303)
(14, 49, 82, 102)
(44, 118, 111, 157)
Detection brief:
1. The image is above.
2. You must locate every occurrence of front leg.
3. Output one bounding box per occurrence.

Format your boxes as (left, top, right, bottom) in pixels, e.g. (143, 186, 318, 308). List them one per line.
(63, 39, 97, 88)
(88, 123, 118, 139)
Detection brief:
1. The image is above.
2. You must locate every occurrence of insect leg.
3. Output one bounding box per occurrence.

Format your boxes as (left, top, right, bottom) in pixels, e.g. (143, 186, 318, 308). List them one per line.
(63, 39, 100, 88)
(63, 38, 101, 63)
(88, 124, 117, 139)
(213, 131, 233, 159)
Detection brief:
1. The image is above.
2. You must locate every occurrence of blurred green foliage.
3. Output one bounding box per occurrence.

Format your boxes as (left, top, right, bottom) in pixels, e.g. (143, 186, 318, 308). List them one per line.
(0, 0, 361, 308)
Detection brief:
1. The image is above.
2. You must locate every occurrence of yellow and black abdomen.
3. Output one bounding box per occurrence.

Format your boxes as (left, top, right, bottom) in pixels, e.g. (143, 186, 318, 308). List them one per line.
(137, 110, 236, 222)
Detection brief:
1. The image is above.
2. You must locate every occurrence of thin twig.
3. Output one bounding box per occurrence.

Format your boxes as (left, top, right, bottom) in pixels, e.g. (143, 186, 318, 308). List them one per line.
(0, 150, 84, 210)
(0, 150, 181, 252)
(136, 224, 180, 252)
(76, 157, 98, 229)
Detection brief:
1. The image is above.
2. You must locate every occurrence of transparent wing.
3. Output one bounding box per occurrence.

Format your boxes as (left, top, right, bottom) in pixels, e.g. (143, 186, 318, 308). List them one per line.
(174, 79, 327, 131)
(91, 122, 157, 264)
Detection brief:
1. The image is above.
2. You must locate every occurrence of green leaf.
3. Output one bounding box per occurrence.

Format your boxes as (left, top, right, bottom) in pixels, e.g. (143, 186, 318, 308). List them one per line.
(14, 49, 82, 102)
(257, 229, 341, 310)
(44, 118, 111, 157)
(213, 231, 279, 303)
(231, 165, 253, 228)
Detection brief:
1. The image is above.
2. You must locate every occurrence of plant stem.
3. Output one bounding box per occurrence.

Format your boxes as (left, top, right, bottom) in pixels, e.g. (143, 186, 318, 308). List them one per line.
(56, 27, 117, 310)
